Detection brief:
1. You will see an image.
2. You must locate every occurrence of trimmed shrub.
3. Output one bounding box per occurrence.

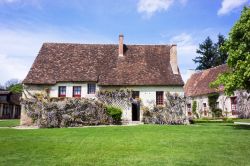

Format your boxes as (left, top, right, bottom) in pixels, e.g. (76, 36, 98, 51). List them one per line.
(222, 118, 234, 123)
(192, 101, 199, 118)
(106, 106, 122, 124)
(213, 108, 223, 117)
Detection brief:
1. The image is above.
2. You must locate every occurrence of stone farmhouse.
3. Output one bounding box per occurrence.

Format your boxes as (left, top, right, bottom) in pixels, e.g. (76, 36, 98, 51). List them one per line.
(184, 64, 238, 118)
(21, 35, 184, 124)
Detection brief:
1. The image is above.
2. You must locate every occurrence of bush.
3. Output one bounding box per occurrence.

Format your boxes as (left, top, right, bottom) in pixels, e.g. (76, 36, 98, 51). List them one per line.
(106, 106, 122, 124)
(188, 117, 195, 124)
(213, 108, 223, 118)
(222, 118, 234, 123)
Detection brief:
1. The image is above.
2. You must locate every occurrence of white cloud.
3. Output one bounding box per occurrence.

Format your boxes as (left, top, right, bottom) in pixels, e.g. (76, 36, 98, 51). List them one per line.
(179, 0, 188, 6)
(137, 0, 174, 18)
(169, 33, 197, 63)
(169, 33, 198, 82)
(218, 0, 248, 15)
(137, 0, 189, 18)
(181, 69, 196, 83)
(0, 25, 112, 84)
(0, 54, 29, 84)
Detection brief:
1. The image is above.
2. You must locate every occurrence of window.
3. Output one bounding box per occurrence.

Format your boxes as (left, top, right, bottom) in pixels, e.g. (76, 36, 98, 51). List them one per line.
(187, 103, 192, 116)
(203, 103, 207, 115)
(156, 91, 164, 105)
(73, 86, 81, 97)
(58, 86, 66, 97)
(132, 91, 140, 99)
(87, 83, 96, 94)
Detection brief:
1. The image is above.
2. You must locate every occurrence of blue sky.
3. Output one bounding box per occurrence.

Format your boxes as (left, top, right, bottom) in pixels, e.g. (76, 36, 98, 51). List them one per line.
(0, 0, 249, 85)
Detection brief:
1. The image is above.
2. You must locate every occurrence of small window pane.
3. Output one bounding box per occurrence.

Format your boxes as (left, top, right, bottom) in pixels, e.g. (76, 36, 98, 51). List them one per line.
(73, 86, 81, 97)
(58, 86, 66, 97)
(156, 91, 164, 105)
(132, 91, 140, 99)
(88, 84, 96, 94)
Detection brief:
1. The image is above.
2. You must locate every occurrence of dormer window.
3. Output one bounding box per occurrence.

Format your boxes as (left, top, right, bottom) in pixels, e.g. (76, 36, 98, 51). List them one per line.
(73, 86, 81, 97)
(87, 83, 96, 94)
(58, 86, 66, 97)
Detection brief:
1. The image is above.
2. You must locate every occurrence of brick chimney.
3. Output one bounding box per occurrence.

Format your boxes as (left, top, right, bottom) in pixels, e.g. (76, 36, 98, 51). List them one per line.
(170, 44, 179, 74)
(119, 34, 124, 57)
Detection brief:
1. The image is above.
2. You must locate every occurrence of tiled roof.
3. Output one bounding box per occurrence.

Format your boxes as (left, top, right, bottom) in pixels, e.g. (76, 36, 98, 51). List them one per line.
(184, 64, 229, 97)
(23, 43, 184, 86)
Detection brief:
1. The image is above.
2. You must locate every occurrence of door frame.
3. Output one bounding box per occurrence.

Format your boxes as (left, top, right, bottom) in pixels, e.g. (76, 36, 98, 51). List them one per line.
(132, 91, 140, 121)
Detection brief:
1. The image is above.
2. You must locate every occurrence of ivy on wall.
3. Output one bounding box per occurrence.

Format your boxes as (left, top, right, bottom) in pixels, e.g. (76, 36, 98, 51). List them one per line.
(208, 93, 222, 117)
(192, 101, 199, 118)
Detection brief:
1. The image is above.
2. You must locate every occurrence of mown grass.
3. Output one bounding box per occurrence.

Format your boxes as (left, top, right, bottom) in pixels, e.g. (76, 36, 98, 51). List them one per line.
(0, 123, 250, 166)
(234, 119, 250, 123)
(0, 119, 20, 127)
(194, 118, 250, 124)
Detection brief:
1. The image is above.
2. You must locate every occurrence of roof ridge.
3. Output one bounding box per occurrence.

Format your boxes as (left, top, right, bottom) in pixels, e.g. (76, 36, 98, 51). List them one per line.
(43, 42, 174, 47)
(196, 64, 228, 73)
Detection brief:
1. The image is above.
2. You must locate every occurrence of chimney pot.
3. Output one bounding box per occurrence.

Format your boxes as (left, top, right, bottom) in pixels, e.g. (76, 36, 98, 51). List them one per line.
(119, 34, 124, 57)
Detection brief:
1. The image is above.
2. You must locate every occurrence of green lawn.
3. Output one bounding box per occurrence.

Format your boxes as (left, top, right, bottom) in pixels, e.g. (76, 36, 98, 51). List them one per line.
(0, 119, 20, 127)
(234, 119, 250, 123)
(0, 123, 250, 166)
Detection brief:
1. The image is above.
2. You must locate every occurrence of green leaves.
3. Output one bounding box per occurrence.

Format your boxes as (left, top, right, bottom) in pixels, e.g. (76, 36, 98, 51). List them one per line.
(193, 34, 228, 70)
(212, 7, 250, 95)
(8, 84, 23, 93)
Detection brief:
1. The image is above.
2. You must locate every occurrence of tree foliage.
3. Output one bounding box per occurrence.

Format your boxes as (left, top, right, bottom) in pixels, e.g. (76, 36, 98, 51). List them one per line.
(211, 7, 250, 95)
(193, 34, 227, 70)
(8, 84, 23, 93)
(4, 79, 23, 93)
(208, 93, 221, 117)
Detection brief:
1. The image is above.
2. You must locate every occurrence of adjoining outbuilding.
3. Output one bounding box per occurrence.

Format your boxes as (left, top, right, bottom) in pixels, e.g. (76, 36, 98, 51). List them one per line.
(184, 64, 240, 118)
(0, 89, 21, 119)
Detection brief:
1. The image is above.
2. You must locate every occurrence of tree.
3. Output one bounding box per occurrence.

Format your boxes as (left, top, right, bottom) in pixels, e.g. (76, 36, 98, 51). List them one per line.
(4, 79, 23, 93)
(214, 34, 228, 65)
(8, 84, 23, 93)
(211, 7, 250, 95)
(193, 34, 228, 70)
(193, 37, 216, 70)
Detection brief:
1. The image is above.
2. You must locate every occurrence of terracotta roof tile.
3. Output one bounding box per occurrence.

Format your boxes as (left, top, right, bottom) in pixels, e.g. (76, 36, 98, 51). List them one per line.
(23, 43, 184, 86)
(184, 64, 229, 97)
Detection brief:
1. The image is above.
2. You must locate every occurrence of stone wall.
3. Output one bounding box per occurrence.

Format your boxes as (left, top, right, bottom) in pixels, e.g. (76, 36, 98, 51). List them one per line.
(21, 84, 184, 125)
